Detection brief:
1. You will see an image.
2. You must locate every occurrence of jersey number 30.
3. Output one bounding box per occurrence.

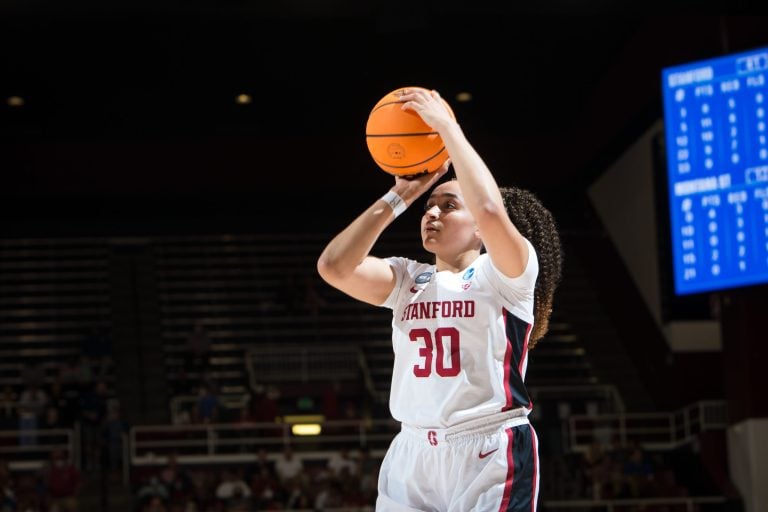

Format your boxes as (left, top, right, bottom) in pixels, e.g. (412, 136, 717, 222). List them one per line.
(410, 327, 461, 377)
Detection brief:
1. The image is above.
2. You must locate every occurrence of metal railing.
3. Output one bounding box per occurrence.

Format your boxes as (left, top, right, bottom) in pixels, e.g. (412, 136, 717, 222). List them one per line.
(530, 384, 625, 413)
(0, 426, 79, 471)
(564, 400, 728, 452)
(129, 418, 399, 466)
(169, 393, 251, 423)
(542, 495, 729, 511)
(245, 344, 363, 384)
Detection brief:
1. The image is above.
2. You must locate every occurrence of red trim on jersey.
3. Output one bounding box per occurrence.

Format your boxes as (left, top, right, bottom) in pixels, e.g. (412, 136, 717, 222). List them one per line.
(519, 323, 532, 409)
(498, 428, 515, 512)
(502, 309, 513, 411)
(531, 427, 539, 512)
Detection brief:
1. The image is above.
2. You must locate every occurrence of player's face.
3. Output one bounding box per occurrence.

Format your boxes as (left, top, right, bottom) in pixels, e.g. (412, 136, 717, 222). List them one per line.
(421, 181, 480, 255)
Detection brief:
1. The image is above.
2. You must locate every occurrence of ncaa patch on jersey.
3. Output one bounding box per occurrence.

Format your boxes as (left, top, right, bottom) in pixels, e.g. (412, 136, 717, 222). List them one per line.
(415, 272, 432, 284)
(462, 268, 475, 280)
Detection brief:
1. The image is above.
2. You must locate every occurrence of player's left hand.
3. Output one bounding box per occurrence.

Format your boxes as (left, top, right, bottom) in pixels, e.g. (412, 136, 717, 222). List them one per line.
(399, 88, 453, 131)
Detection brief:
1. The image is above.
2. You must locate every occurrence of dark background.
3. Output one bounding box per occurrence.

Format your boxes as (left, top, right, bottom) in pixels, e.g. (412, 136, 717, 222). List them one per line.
(1, 8, 766, 507)
(1, 7, 767, 237)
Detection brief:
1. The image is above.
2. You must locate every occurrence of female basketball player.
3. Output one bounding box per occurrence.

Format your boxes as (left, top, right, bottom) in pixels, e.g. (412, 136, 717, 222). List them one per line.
(317, 87, 563, 511)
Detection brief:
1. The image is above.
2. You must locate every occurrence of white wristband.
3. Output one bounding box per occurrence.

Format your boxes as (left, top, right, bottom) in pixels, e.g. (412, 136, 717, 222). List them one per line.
(381, 190, 407, 218)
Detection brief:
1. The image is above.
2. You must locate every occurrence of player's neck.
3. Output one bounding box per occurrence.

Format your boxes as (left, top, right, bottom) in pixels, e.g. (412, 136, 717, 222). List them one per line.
(435, 249, 481, 274)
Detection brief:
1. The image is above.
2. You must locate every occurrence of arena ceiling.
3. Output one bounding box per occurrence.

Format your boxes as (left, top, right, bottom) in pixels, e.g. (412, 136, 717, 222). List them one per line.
(0, 5, 766, 233)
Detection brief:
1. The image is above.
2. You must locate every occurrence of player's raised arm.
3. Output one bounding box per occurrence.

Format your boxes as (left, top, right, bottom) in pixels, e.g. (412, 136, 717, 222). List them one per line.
(399, 88, 530, 278)
(316, 164, 448, 306)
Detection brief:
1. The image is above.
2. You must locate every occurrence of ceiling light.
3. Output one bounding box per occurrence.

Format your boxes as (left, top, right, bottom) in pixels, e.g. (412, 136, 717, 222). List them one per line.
(235, 93, 252, 105)
(7, 96, 25, 107)
(455, 92, 472, 103)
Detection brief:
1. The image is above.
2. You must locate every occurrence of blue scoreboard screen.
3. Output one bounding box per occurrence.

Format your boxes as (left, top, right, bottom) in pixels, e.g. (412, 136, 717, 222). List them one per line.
(661, 47, 768, 295)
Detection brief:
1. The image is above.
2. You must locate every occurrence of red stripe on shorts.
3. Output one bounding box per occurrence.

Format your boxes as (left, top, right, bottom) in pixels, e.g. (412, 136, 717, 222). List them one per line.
(498, 427, 514, 512)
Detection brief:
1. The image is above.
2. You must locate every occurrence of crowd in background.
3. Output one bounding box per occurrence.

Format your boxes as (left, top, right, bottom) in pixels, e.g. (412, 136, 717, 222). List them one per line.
(0, 325, 126, 512)
(0, 320, 722, 512)
(546, 436, 696, 504)
(0, 448, 86, 512)
(132, 446, 378, 512)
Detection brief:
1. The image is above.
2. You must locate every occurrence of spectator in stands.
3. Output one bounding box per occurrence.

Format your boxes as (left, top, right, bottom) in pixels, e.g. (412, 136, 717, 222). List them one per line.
(326, 448, 358, 479)
(193, 383, 219, 425)
(581, 439, 611, 499)
(158, 453, 192, 503)
(0, 458, 16, 512)
(622, 442, 655, 497)
(335, 453, 366, 508)
(249, 448, 276, 482)
(0, 386, 17, 430)
(356, 447, 378, 497)
(13, 471, 43, 512)
(41, 448, 82, 512)
(250, 463, 282, 509)
(73, 354, 95, 394)
(172, 405, 193, 426)
(56, 358, 75, 385)
(299, 275, 328, 337)
(652, 467, 689, 498)
(231, 405, 258, 453)
(321, 380, 341, 423)
(103, 402, 129, 479)
(79, 380, 110, 471)
(20, 363, 45, 389)
(314, 479, 344, 511)
(274, 445, 303, 486)
(342, 399, 360, 422)
(607, 433, 629, 467)
(81, 324, 113, 378)
(285, 478, 312, 510)
(251, 385, 280, 438)
(47, 379, 76, 428)
(16, 383, 48, 446)
(178, 498, 199, 512)
(301, 274, 326, 313)
(318, 380, 345, 438)
(339, 470, 369, 508)
(278, 274, 301, 315)
(187, 320, 212, 380)
(41, 405, 64, 430)
(141, 495, 169, 512)
(317, 88, 563, 512)
(214, 468, 253, 510)
(600, 434, 631, 499)
(187, 468, 216, 510)
(137, 476, 170, 507)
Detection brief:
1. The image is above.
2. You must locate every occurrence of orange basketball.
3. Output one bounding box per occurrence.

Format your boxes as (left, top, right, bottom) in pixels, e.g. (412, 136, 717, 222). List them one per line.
(365, 86, 456, 177)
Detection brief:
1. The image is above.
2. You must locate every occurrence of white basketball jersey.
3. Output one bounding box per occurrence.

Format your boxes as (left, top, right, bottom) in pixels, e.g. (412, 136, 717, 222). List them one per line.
(380, 239, 538, 429)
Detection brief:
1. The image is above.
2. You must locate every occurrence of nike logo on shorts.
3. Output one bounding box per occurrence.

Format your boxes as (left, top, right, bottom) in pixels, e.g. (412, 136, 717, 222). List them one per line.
(478, 448, 498, 459)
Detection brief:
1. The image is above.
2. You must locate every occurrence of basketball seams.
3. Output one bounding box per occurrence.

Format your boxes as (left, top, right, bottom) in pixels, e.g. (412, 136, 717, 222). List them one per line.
(371, 99, 407, 113)
(374, 147, 448, 170)
(366, 86, 454, 176)
(366, 132, 440, 137)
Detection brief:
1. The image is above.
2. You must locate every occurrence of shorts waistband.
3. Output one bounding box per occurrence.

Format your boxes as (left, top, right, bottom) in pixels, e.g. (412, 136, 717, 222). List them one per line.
(400, 409, 530, 445)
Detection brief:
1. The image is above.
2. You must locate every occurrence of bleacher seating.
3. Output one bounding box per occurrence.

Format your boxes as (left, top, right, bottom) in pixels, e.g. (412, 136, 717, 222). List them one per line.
(0, 232, 741, 512)
(0, 237, 113, 377)
(151, 234, 385, 423)
(0, 236, 121, 512)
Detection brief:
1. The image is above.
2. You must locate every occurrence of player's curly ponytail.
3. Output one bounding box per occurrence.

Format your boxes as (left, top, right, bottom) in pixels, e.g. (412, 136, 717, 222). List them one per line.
(500, 187, 563, 348)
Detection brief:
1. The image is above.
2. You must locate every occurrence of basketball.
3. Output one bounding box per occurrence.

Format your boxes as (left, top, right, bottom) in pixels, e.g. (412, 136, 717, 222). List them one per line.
(366, 86, 456, 177)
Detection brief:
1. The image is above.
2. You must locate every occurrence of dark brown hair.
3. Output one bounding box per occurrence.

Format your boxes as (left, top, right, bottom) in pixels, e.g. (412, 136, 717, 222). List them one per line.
(499, 187, 563, 348)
